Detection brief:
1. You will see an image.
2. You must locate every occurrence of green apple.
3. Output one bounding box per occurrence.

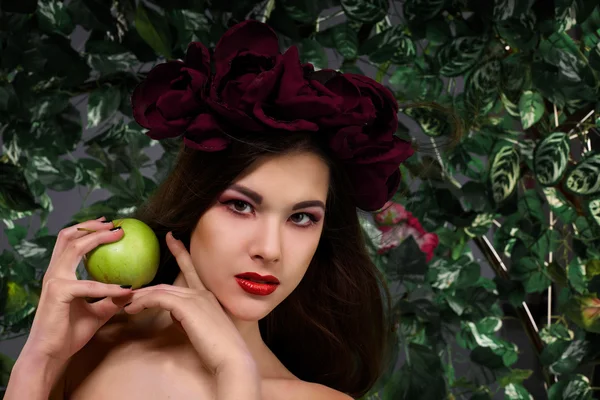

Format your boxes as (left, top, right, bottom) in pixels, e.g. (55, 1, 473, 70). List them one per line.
(83, 218, 160, 289)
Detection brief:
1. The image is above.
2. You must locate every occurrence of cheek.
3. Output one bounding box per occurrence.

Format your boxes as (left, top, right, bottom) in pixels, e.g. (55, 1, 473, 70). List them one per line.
(189, 211, 241, 281)
(285, 233, 321, 279)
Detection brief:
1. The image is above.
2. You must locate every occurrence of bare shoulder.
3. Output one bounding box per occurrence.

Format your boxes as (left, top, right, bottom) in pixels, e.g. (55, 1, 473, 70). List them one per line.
(273, 379, 354, 400)
(303, 382, 355, 400)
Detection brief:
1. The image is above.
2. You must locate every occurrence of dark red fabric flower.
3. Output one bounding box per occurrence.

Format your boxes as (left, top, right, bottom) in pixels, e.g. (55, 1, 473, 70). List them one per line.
(207, 20, 343, 132)
(131, 19, 415, 211)
(309, 71, 415, 211)
(131, 42, 230, 151)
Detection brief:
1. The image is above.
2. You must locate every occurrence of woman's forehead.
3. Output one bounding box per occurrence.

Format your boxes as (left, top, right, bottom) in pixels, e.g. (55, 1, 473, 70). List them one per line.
(229, 152, 329, 202)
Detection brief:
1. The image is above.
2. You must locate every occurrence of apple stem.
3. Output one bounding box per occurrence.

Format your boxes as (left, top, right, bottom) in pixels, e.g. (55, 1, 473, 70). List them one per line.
(77, 228, 97, 233)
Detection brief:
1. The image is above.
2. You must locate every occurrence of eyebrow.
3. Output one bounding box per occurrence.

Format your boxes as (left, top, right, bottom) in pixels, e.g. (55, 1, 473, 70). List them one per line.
(229, 184, 326, 211)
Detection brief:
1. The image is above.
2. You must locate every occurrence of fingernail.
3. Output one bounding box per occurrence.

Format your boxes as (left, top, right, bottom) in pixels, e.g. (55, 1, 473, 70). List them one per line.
(170, 231, 179, 240)
(96, 216, 105, 220)
(124, 302, 132, 307)
(120, 285, 132, 289)
(110, 227, 122, 232)
(103, 220, 113, 224)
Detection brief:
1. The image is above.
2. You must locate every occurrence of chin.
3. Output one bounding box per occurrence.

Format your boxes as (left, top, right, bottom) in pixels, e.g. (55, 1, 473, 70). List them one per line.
(219, 294, 280, 322)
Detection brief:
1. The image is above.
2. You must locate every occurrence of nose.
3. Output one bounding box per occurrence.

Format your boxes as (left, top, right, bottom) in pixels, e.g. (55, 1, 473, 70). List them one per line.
(250, 216, 282, 264)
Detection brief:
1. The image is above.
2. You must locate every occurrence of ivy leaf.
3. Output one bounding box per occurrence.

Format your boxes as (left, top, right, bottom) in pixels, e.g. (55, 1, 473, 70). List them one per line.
(498, 369, 533, 388)
(459, 318, 519, 367)
(87, 86, 121, 128)
(517, 190, 545, 222)
(36, 1, 74, 36)
(166, 9, 210, 52)
(427, 257, 480, 290)
(568, 257, 588, 294)
(510, 257, 551, 293)
(518, 90, 544, 129)
(88, 52, 139, 76)
(548, 374, 593, 400)
(381, 343, 446, 400)
(547, 262, 569, 287)
(541, 339, 589, 375)
(540, 323, 574, 345)
(0, 163, 40, 213)
(563, 295, 600, 333)
(29, 93, 71, 120)
(135, 2, 173, 60)
(0, 280, 37, 327)
(542, 187, 578, 224)
(504, 383, 533, 400)
(386, 236, 428, 283)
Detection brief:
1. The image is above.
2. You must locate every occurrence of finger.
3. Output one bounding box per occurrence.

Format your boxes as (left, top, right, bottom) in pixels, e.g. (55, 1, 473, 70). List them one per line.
(47, 228, 124, 281)
(88, 292, 134, 323)
(131, 284, 195, 295)
(50, 217, 113, 264)
(45, 279, 132, 303)
(123, 290, 190, 316)
(166, 232, 206, 291)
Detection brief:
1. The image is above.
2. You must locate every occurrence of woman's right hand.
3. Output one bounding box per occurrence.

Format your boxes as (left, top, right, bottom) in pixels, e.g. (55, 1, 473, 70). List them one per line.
(21, 216, 134, 365)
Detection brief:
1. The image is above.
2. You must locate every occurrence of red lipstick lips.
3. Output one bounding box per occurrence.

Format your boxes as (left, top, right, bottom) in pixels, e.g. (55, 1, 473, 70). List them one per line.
(235, 272, 280, 296)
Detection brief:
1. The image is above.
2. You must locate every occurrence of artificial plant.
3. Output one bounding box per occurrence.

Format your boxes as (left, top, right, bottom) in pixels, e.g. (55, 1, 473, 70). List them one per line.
(1, 0, 600, 399)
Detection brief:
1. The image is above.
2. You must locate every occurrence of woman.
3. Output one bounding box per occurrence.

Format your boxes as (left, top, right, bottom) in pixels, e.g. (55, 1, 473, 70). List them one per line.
(5, 20, 413, 400)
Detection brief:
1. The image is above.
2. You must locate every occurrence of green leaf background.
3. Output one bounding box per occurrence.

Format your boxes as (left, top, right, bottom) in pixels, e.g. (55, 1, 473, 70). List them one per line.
(2, 0, 600, 399)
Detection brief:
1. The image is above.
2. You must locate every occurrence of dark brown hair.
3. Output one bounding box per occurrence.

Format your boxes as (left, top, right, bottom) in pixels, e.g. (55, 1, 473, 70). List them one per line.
(131, 130, 396, 398)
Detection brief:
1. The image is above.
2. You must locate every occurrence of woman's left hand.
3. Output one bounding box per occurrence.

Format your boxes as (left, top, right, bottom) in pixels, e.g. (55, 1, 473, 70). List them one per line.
(123, 231, 255, 375)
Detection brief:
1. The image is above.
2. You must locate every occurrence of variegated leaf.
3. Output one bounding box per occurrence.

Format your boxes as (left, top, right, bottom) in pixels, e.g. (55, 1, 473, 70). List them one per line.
(588, 198, 600, 227)
(437, 36, 488, 77)
(493, 0, 518, 21)
(403, 0, 446, 21)
(533, 132, 570, 186)
(543, 187, 578, 224)
(403, 107, 450, 137)
(465, 60, 502, 113)
(493, 0, 534, 21)
(340, 0, 387, 23)
(518, 90, 544, 129)
(565, 153, 600, 195)
(490, 145, 520, 203)
(332, 22, 359, 59)
(501, 92, 520, 117)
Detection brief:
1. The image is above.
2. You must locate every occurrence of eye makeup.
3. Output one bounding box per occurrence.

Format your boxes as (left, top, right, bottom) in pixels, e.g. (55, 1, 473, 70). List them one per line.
(219, 198, 323, 228)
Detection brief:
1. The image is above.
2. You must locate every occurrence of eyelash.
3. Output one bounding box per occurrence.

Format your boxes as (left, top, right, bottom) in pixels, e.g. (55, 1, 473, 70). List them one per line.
(221, 200, 320, 228)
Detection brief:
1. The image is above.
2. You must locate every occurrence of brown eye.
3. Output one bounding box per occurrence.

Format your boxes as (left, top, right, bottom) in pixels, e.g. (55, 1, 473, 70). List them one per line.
(290, 213, 317, 227)
(232, 200, 250, 212)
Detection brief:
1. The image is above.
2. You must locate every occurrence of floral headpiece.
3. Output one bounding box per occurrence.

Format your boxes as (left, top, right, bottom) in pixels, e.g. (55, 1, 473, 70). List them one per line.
(131, 20, 414, 211)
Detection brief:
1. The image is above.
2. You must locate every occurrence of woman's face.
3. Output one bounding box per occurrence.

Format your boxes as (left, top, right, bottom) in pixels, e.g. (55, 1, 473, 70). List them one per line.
(189, 151, 330, 321)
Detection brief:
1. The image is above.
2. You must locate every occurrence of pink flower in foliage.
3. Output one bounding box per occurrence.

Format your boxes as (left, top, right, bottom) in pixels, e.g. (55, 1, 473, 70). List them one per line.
(373, 201, 439, 262)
